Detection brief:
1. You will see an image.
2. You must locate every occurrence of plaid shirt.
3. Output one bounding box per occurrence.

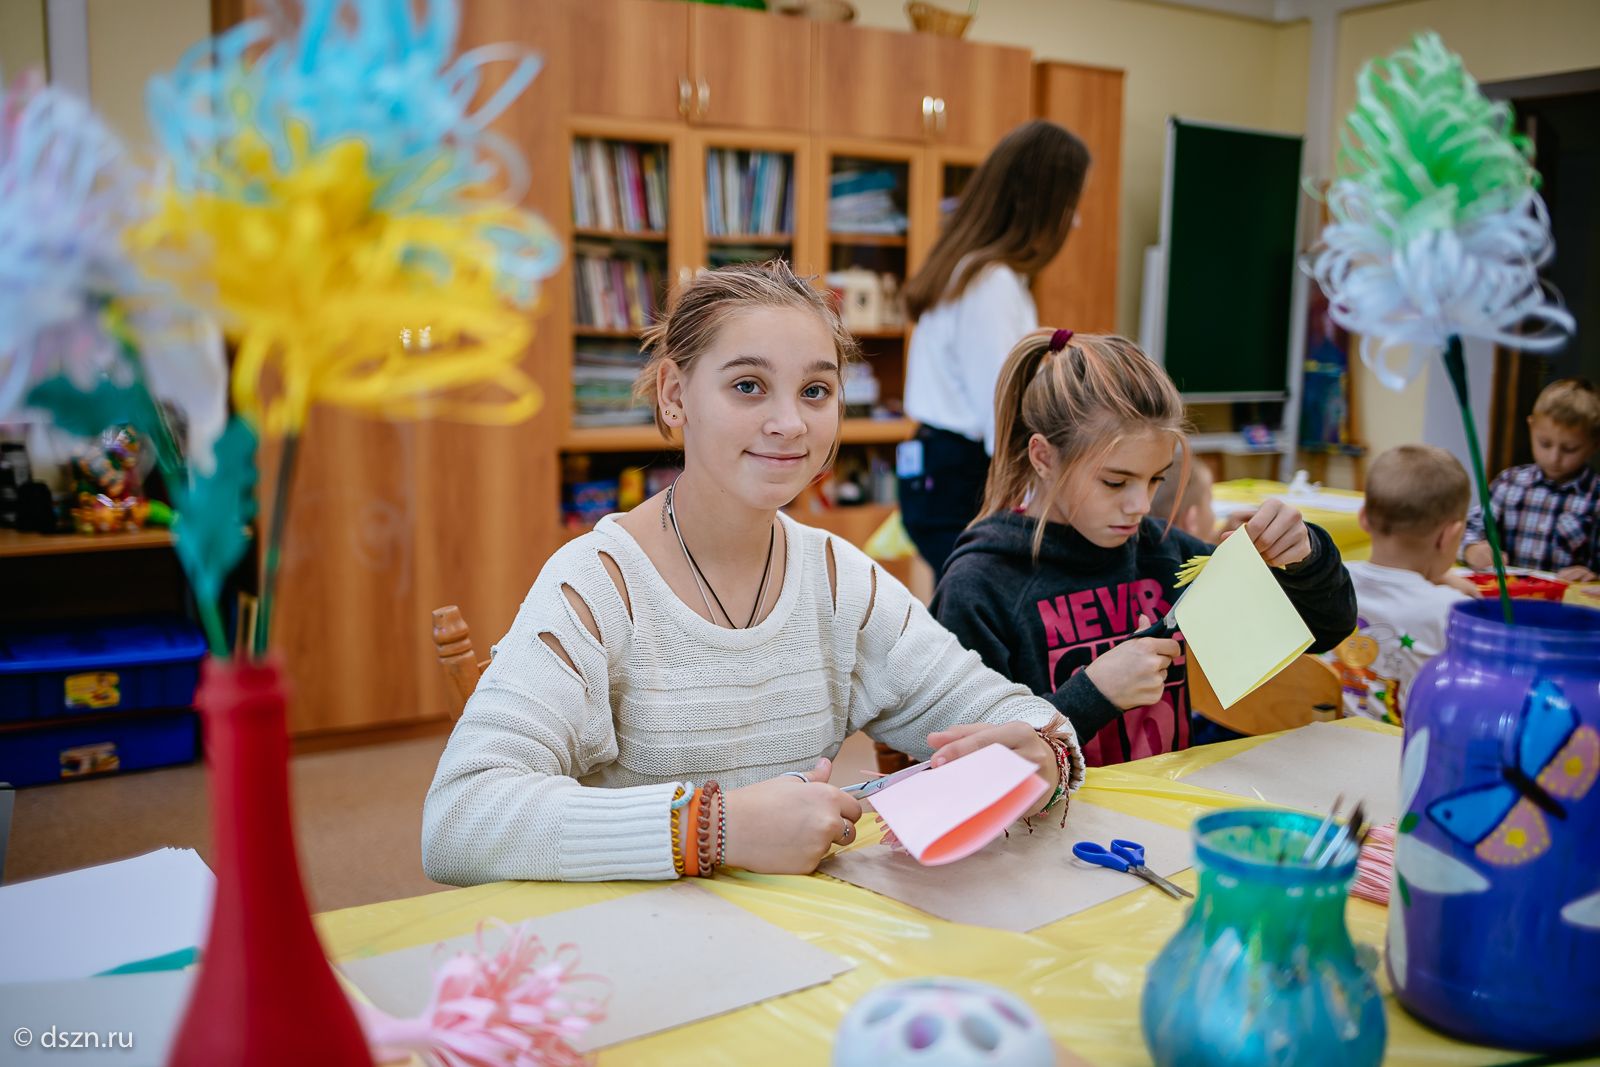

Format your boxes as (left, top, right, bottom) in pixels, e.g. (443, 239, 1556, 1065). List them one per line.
(1464, 464, 1600, 573)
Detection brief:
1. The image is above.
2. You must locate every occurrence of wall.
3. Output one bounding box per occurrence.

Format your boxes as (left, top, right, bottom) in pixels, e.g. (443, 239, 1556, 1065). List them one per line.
(1335, 0, 1600, 462)
(0, 0, 47, 79)
(85, 0, 210, 152)
(851, 0, 1310, 338)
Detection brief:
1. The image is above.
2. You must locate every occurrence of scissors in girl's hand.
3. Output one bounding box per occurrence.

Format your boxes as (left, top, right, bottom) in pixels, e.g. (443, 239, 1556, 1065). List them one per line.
(1072, 838, 1192, 899)
(840, 761, 931, 798)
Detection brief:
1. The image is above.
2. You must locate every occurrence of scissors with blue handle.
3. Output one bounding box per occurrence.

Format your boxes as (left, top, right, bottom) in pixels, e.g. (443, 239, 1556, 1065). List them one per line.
(1072, 839, 1192, 899)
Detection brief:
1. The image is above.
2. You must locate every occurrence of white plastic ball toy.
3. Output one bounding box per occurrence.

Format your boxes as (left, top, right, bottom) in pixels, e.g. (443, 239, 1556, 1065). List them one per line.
(833, 977, 1055, 1067)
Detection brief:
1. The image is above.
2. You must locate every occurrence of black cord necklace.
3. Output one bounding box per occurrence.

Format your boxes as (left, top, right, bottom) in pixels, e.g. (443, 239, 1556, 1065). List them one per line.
(664, 481, 776, 628)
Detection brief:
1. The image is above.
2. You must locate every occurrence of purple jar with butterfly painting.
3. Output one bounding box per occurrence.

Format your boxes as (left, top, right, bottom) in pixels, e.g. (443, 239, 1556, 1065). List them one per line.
(1390, 599, 1600, 1052)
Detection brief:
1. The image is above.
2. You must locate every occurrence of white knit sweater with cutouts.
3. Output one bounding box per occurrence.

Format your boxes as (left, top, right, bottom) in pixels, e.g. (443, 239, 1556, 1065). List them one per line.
(421, 512, 1082, 885)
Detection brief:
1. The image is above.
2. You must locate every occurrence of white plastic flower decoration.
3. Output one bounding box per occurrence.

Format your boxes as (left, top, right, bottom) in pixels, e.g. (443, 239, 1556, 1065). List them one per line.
(1309, 32, 1574, 390)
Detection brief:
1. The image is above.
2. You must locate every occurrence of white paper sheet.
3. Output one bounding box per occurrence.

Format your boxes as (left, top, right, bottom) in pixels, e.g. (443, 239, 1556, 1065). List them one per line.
(820, 801, 1194, 932)
(1180, 722, 1402, 824)
(0, 849, 214, 984)
(340, 881, 852, 1051)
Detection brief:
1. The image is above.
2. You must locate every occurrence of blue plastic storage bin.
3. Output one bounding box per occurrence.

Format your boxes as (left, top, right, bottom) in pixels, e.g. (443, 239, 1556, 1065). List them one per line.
(0, 617, 207, 721)
(0, 709, 199, 787)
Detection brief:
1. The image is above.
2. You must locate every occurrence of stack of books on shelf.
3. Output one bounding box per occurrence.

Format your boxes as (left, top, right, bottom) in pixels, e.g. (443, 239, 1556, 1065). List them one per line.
(705, 149, 793, 237)
(573, 341, 653, 428)
(828, 169, 907, 235)
(572, 243, 663, 332)
(571, 138, 669, 232)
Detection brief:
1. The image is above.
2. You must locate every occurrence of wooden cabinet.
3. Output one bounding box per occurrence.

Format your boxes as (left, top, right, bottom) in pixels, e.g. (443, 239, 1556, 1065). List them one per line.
(1032, 61, 1124, 334)
(565, 0, 690, 123)
(814, 23, 1027, 151)
(564, 1, 811, 132)
(927, 36, 1030, 151)
(814, 22, 939, 144)
(690, 7, 811, 132)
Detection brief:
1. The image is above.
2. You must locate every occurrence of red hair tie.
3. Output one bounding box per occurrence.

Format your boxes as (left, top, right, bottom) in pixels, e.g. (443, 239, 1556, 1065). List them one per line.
(1048, 329, 1074, 352)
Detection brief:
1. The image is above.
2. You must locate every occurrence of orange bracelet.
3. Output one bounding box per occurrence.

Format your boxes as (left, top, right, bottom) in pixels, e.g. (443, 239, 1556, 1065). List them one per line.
(683, 788, 702, 878)
(669, 784, 687, 876)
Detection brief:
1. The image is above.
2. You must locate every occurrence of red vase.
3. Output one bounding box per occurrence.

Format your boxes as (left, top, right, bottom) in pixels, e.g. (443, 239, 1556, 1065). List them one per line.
(170, 657, 373, 1066)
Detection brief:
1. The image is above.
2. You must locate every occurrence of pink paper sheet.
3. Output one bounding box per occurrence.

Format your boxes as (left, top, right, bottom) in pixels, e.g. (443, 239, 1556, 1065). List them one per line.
(869, 743, 1049, 865)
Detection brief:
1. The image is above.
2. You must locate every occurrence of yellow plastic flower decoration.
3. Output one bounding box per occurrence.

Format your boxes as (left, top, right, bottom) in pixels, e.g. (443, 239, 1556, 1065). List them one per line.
(130, 125, 549, 437)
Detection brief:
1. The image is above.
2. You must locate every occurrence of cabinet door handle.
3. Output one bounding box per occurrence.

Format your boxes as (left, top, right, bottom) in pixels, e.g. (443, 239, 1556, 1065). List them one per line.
(934, 96, 947, 134)
(697, 78, 710, 119)
(678, 75, 692, 118)
(921, 95, 934, 133)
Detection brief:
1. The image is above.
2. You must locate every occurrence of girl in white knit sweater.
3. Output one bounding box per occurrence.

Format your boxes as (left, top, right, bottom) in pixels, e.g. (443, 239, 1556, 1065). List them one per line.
(422, 261, 1083, 885)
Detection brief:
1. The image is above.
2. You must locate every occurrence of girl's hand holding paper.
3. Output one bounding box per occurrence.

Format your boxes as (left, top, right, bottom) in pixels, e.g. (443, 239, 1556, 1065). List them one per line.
(1224, 497, 1312, 568)
(927, 720, 1059, 791)
(868, 743, 1051, 866)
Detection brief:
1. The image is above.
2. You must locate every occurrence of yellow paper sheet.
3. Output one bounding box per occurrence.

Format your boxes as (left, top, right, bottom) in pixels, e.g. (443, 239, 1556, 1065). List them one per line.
(1174, 532, 1312, 709)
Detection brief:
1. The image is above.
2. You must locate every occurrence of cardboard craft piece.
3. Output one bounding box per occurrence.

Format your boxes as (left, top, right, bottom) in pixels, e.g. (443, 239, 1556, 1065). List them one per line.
(821, 800, 1193, 932)
(340, 881, 852, 1051)
(1181, 722, 1401, 825)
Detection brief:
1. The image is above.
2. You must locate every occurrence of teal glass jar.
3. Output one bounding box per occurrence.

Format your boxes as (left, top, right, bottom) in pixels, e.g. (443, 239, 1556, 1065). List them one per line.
(1141, 809, 1386, 1067)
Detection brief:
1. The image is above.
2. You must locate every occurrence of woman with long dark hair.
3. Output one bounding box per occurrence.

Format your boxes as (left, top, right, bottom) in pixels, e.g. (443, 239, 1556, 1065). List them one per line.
(898, 119, 1091, 577)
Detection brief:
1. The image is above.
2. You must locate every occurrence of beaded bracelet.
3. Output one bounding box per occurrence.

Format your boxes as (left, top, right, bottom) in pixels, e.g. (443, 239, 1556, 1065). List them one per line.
(714, 788, 729, 868)
(683, 788, 703, 878)
(669, 784, 688, 877)
(696, 780, 722, 877)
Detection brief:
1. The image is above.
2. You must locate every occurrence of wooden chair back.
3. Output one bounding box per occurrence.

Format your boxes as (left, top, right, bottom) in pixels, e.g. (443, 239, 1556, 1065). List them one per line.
(1188, 654, 1342, 736)
(431, 605, 489, 721)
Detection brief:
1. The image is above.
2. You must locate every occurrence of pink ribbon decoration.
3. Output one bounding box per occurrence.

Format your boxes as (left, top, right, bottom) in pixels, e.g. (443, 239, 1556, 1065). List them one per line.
(358, 921, 609, 1067)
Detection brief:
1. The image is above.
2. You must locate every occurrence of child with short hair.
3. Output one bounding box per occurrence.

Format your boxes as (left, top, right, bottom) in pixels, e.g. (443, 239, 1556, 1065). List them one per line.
(1463, 378, 1600, 582)
(933, 328, 1356, 765)
(1326, 445, 1475, 724)
(422, 262, 1083, 886)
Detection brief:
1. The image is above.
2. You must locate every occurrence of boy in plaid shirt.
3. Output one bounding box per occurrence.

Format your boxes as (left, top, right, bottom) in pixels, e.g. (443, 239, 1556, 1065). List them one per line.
(1464, 378, 1600, 582)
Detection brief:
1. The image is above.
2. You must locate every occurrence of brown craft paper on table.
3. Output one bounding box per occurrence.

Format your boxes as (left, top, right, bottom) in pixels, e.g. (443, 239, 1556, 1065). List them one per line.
(820, 800, 1193, 932)
(339, 881, 852, 1051)
(1179, 721, 1402, 824)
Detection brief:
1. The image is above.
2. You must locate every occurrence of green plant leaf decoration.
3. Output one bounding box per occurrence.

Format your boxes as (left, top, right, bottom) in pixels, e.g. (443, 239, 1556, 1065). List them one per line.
(169, 418, 259, 653)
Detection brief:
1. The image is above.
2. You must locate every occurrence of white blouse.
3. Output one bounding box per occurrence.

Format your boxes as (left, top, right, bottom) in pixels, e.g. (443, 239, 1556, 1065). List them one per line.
(903, 261, 1038, 454)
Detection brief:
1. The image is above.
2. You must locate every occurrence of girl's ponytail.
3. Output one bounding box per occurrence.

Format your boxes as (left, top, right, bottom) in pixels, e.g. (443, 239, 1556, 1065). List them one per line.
(981, 329, 1059, 523)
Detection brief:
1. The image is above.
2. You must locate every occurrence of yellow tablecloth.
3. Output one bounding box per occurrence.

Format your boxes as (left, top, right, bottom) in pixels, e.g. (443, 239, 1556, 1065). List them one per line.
(1214, 479, 1370, 562)
(1566, 582, 1600, 610)
(316, 720, 1531, 1067)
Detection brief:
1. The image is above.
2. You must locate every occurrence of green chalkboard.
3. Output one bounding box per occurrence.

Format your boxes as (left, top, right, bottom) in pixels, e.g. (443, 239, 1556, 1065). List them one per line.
(1161, 120, 1303, 399)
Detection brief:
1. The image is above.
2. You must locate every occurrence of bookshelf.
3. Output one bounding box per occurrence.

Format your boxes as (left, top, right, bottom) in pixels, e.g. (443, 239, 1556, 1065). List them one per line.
(566, 122, 687, 437)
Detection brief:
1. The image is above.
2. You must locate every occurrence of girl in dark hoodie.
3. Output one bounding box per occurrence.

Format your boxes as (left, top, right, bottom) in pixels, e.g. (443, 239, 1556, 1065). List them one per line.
(932, 328, 1356, 766)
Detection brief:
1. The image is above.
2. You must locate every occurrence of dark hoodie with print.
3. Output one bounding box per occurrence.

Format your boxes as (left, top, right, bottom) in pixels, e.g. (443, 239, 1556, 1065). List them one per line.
(931, 512, 1356, 765)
